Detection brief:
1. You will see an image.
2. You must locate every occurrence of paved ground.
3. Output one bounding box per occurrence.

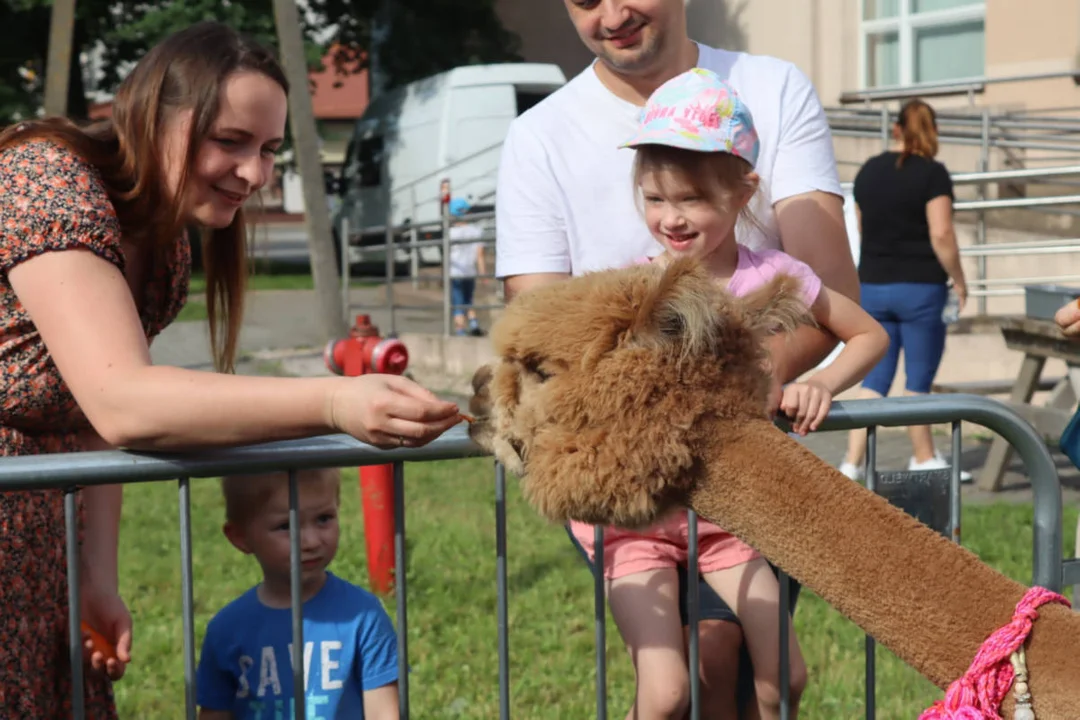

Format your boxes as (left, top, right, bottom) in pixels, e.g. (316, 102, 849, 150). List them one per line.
(151, 281, 501, 370)
(151, 286, 1080, 510)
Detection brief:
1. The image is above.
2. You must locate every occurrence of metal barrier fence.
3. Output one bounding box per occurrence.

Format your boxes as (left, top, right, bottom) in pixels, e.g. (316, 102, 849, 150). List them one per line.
(3, 395, 1072, 719)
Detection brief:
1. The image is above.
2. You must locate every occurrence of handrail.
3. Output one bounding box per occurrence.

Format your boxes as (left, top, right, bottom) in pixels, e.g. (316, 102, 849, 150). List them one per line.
(960, 239, 1080, 257)
(950, 165, 1080, 185)
(388, 140, 505, 199)
(0, 425, 486, 490)
(344, 210, 495, 240)
(837, 164, 1080, 194)
(839, 69, 1080, 105)
(967, 274, 1080, 287)
(827, 108, 1080, 130)
(955, 194, 1080, 212)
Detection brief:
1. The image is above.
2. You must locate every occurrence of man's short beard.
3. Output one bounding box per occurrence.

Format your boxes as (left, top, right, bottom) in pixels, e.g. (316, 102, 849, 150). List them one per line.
(596, 31, 664, 74)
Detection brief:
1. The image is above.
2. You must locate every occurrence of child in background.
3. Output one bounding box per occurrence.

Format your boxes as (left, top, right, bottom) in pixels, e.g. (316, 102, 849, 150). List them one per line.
(570, 69, 889, 720)
(196, 468, 399, 720)
(447, 197, 487, 336)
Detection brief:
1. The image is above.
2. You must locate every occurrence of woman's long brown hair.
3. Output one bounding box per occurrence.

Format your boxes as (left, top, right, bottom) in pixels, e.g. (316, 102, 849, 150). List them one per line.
(896, 99, 939, 168)
(0, 21, 289, 373)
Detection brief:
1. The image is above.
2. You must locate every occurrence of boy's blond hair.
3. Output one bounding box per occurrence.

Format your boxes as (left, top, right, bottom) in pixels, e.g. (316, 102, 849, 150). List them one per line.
(221, 467, 341, 525)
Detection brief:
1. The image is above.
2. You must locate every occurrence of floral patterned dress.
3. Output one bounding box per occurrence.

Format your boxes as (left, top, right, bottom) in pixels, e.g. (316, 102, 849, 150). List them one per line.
(0, 140, 190, 717)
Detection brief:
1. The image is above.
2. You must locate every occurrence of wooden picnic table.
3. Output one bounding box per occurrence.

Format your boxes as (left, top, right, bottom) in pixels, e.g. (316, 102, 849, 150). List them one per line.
(977, 315, 1080, 492)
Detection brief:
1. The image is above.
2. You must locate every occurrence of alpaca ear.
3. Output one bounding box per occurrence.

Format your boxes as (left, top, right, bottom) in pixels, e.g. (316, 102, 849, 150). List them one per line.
(739, 273, 816, 337)
(626, 258, 719, 357)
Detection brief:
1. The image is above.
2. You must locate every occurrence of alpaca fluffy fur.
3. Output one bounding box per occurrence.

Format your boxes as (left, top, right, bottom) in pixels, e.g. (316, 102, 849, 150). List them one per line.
(470, 258, 812, 529)
(467, 258, 1080, 718)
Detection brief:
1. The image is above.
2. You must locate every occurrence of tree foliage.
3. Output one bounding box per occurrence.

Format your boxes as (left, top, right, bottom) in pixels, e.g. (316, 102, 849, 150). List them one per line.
(0, 0, 520, 124)
(365, 0, 522, 89)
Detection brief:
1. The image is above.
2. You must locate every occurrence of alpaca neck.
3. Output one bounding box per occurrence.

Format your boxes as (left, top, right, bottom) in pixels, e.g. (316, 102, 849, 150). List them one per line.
(688, 418, 1028, 688)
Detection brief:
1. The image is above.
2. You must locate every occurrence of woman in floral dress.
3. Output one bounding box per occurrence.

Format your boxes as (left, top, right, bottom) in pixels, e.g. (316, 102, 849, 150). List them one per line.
(0, 22, 460, 717)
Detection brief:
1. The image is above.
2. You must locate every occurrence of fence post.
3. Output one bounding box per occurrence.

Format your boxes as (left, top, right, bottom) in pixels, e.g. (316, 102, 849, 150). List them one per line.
(879, 106, 891, 151)
(340, 216, 350, 321)
(410, 186, 420, 291)
(442, 181, 453, 337)
(976, 108, 991, 316)
(383, 147, 397, 337)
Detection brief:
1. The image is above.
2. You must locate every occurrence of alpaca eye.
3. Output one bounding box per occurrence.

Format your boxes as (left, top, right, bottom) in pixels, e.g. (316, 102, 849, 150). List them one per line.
(523, 359, 552, 382)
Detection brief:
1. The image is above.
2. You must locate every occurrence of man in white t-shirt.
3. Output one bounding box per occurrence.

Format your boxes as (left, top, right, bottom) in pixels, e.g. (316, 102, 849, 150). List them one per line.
(495, 0, 859, 713)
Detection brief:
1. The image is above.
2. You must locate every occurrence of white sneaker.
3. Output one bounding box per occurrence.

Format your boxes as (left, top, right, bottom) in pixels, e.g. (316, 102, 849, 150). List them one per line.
(838, 461, 865, 482)
(908, 452, 973, 483)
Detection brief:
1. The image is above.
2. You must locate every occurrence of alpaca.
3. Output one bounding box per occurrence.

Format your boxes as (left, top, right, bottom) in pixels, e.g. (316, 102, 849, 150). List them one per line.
(467, 258, 1078, 719)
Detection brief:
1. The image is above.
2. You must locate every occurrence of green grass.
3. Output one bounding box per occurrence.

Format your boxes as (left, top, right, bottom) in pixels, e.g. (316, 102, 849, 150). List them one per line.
(189, 270, 317, 295)
(189, 265, 380, 296)
(175, 300, 208, 323)
(175, 267, 379, 322)
(114, 459, 1078, 719)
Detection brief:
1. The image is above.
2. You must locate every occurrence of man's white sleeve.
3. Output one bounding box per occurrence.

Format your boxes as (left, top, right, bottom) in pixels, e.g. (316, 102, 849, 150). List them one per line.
(769, 64, 843, 204)
(494, 121, 571, 279)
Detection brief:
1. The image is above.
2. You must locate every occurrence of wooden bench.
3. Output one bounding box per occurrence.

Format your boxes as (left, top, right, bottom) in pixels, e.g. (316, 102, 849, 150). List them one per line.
(932, 376, 1064, 396)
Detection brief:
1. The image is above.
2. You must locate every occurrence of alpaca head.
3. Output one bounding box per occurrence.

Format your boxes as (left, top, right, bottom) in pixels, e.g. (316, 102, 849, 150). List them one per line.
(467, 258, 813, 529)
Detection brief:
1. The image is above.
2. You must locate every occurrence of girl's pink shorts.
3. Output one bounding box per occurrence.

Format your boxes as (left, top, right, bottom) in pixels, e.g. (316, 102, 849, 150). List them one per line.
(569, 510, 760, 580)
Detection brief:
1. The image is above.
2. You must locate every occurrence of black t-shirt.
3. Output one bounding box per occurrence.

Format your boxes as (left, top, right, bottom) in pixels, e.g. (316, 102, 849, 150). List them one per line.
(853, 151, 953, 285)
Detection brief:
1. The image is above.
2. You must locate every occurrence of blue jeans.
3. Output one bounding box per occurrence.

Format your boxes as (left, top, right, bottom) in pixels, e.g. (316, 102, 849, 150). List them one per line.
(450, 278, 475, 319)
(860, 282, 948, 396)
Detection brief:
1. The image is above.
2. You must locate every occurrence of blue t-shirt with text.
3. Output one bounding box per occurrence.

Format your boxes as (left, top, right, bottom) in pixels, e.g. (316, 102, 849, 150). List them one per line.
(196, 572, 398, 719)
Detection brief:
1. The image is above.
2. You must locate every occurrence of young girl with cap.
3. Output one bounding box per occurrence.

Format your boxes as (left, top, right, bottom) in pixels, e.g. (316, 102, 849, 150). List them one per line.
(570, 68, 889, 720)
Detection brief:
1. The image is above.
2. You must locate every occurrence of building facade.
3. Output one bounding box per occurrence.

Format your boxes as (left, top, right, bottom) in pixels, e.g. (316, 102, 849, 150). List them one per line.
(494, 0, 1080, 316)
(496, 1, 1080, 177)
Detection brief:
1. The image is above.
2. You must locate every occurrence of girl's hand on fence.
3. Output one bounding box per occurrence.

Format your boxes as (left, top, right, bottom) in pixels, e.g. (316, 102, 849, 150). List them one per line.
(330, 374, 462, 449)
(81, 586, 132, 681)
(779, 380, 833, 436)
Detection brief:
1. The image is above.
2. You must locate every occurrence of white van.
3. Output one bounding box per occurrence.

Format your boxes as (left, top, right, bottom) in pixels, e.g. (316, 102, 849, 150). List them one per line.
(332, 62, 567, 270)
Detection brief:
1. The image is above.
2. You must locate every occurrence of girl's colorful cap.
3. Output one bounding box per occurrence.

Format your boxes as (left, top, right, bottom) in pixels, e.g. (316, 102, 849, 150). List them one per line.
(620, 67, 760, 167)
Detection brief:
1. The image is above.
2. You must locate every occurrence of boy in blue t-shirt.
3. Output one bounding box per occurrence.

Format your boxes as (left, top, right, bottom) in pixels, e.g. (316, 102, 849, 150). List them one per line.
(196, 468, 399, 719)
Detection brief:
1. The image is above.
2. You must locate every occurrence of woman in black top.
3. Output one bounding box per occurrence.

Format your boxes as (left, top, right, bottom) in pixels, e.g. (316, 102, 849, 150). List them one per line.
(837, 99, 969, 481)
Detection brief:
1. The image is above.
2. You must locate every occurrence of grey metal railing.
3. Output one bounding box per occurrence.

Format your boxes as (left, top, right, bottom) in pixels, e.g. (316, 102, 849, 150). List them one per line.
(339, 201, 500, 337)
(834, 119, 1080, 314)
(345, 163, 1080, 329)
(3, 395, 1069, 719)
(837, 69, 1080, 105)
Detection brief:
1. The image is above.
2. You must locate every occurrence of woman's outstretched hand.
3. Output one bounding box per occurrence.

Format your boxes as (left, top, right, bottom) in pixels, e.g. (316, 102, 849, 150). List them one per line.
(328, 374, 463, 449)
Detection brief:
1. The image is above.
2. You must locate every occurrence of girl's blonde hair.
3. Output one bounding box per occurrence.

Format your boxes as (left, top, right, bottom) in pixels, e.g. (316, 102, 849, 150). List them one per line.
(632, 145, 763, 232)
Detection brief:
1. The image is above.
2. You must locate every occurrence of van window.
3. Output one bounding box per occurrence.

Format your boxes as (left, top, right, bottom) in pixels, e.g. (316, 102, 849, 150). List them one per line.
(515, 91, 549, 116)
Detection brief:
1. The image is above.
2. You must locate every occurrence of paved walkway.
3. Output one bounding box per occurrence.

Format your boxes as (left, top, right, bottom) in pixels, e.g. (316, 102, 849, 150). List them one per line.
(152, 283, 500, 370)
(152, 288, 1080, 509)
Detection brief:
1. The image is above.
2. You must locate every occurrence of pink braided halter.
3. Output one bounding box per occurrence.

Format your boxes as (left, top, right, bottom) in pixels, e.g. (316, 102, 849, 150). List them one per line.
(918, 586, 1070, 720)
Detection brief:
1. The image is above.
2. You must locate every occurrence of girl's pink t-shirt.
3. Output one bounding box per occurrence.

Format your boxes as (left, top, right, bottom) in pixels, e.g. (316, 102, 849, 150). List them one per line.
(638, 246, 822, 306)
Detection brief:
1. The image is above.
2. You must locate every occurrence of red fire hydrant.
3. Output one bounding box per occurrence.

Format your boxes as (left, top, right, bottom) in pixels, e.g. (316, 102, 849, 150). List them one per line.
(324, 315, 409, 596)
